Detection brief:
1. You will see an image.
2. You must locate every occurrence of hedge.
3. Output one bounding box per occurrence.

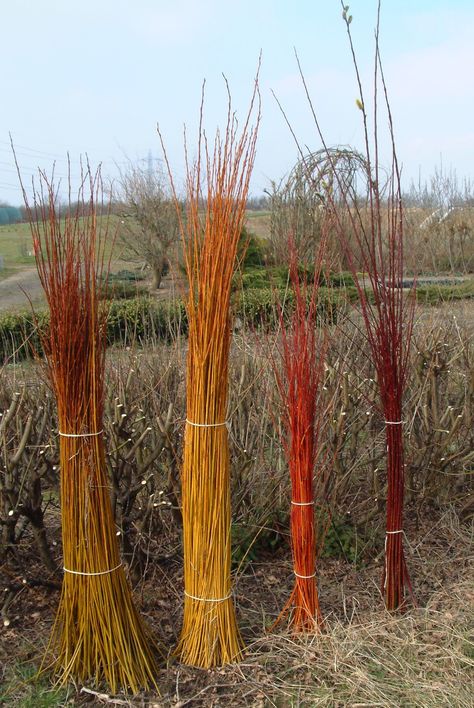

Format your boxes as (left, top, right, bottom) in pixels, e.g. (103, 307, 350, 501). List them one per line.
(2, 281, 470, 362)
(234, 266, 356, 291)
(0, 299, 188, 362)
(0, 288, 351, 362)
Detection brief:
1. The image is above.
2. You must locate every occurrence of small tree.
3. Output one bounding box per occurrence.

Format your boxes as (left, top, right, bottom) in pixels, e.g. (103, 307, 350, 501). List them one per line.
(117, 161, 180, 289)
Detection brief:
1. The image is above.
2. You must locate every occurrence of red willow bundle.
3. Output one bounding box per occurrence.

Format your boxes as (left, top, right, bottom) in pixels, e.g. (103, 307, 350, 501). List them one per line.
(290, 4, 415, 610)
(20, 166, 158, 691)
(160, 80, 260, 666)
(272, 242, 330, 631)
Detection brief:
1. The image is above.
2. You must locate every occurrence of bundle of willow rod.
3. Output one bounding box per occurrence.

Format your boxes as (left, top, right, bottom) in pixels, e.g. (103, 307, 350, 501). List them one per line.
(21, 166, 158, 692)
(272, 244, 330, 631)
(160, 81, 260, 667)
(290, 3, 415, 610)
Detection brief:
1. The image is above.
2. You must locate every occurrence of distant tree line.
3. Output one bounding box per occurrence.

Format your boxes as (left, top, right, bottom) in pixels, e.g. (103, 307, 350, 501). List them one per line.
(0, 203, 24, 225)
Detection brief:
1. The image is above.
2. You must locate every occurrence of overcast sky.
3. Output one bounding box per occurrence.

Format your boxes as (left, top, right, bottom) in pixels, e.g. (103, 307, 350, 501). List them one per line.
(1, 0, 473, 203)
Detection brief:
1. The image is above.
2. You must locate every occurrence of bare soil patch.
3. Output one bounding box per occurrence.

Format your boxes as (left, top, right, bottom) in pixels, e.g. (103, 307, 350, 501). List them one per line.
(0, 268, 43, 312)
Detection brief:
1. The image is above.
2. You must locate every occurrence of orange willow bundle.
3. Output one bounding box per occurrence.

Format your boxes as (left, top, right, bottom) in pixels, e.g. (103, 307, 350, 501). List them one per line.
(160, 81, 260, 667)
(21, 167, 158, 692)
(272, 243, 330, 632)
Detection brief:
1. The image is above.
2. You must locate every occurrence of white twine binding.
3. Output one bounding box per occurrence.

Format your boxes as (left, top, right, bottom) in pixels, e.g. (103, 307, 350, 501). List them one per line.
(185, 419, 229, 429)
(384, 420, 405, 426)
(291, 500, 315, 507)
(386, 529, 403, 535)
(184, 590, 232, 603)
(63, 562, 122, 577)
(59, 430, 104, 438)
(294, 570, 316, 579)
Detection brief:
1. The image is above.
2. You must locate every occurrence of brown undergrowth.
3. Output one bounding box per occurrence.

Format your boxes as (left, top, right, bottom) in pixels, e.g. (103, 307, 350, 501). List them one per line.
(1, 507, 472, 706)
(1, 301, 473, 704)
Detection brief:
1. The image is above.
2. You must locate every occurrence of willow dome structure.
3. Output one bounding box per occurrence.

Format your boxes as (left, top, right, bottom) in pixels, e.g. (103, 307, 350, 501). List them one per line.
(269, 146, 370, 264)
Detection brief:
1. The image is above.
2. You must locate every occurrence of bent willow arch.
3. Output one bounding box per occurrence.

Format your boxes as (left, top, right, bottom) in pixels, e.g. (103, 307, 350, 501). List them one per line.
(269, 147, 370, 264)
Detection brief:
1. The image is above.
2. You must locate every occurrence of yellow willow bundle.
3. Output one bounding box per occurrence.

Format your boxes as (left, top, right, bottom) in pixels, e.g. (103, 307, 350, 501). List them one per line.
(161, 79, 260, 667)
(50, 435, 158, 692)
(21, 166, 159, 693)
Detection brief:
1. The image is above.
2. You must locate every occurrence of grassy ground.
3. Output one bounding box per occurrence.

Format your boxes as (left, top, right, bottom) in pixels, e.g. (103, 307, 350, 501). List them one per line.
(0, 216, 122, 270)
(0, 211, 269, 272)
(1, 508, 472, 706)
(0, 216, 144, 312)
(0, 221, 36, 268)
(245, 210, 272, 240)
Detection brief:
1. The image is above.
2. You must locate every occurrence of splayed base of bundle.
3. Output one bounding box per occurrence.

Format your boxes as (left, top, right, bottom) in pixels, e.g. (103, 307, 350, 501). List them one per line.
(272, 501, 323, 633)
(176, 425, 245, 668)
(272, 577, 323, 634)
(383, 534, 413, 613)
(45, 569, 159, 694)
(289, 581, 323, 633)
(43, 438, 160, 694)
(383, 418, 414, 612)
(176, 595, 244, 668)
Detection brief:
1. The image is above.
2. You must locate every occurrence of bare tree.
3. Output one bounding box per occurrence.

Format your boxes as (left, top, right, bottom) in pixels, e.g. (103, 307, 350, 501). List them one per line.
(116, 161, 180, 289)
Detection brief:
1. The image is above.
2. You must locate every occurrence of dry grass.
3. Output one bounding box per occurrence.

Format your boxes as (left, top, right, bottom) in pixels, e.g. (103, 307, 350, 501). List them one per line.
(1, 511, 472, 706)
(232, 598, 473, 707)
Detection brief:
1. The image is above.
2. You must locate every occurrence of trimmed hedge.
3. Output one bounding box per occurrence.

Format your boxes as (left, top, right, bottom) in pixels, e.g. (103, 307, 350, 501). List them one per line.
(2, 280, 471, 362)
(0, 299, 189, 362)
(413, 281, 474, 305)
(235, 286, 355, 330)
(234, 266, 356, 291)
(0, 289, 348, 361)
(106, 297, 188, 345)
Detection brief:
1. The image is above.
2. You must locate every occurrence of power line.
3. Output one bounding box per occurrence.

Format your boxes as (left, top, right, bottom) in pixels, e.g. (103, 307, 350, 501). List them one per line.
(1, 143, 123, 168)
(0, 139, 64, 160)
(0, 140, 150, 170)
(0, 161, 71, 177)
(0, 181, 22, 189)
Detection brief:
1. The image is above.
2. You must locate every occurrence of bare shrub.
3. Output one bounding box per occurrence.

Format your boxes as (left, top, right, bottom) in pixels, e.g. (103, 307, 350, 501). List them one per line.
(404, 169, 474, 274)
(0, 377, 58, 572)
(1, 310, 472, 583)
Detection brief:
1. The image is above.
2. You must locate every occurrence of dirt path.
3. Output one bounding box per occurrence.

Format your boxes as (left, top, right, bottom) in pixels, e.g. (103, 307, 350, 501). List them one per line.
(0, 266, 184, 313)
(0, 267, 43, 311)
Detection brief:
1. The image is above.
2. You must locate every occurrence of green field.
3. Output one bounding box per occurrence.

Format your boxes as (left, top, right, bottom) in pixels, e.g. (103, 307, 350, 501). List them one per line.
(0, 221, 36, 268)
(0, 211, 270, 273)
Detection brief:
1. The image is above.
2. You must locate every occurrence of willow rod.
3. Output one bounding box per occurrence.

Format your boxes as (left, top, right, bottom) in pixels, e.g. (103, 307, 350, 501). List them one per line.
(17, 161, 159, 692)
(160, 73, 260, 667)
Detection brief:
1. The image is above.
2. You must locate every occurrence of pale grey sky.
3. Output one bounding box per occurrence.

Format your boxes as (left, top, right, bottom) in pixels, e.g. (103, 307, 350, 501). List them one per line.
(1, 0, 473, 202)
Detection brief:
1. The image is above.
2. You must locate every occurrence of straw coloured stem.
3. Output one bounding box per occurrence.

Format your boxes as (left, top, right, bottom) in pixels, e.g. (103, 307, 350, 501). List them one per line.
(160, 76, 260, 667)
(20, 164, 159, 692)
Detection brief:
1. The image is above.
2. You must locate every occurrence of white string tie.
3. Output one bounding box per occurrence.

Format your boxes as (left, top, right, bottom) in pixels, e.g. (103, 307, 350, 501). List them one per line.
(59, 430, 104, 438)
(184, 590, 232, 603)
(291, 500, 315, 507)
(185, 419, 229, 429)
(384, 420, 405, 426)
(63, 562, 122, 577)
(294, 570, 316, 579)
(386, 529, 403, 535)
